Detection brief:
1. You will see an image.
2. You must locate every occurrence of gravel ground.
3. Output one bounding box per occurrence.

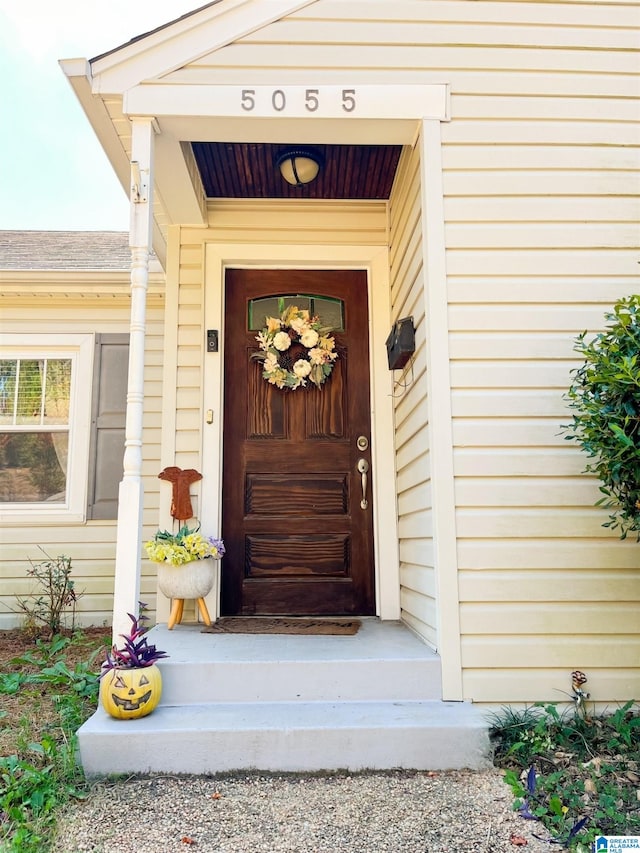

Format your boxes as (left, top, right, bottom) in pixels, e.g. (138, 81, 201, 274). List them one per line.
(52, 769, 551, 852)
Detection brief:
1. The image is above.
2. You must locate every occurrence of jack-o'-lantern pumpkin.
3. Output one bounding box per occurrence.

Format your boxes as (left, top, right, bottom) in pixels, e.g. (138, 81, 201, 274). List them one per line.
(99, 664, 163, 720)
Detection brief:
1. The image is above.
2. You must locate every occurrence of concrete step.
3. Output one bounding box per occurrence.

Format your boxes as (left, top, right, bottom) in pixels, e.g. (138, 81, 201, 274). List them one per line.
(78, 699, 491, 776)
(160, 649, 442, 704)
(153, 620, 443, 704)
(79, 620, 491, 776)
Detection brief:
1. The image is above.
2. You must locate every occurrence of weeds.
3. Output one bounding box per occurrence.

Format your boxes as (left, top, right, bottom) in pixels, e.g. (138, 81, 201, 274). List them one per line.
(490, 694, 640, 850)
(15, 551, 82, 637)
(0, 628, 109, 852)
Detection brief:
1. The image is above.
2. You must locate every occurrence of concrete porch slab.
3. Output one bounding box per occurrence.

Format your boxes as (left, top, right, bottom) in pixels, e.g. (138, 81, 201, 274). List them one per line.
(150, 618, 438, 662)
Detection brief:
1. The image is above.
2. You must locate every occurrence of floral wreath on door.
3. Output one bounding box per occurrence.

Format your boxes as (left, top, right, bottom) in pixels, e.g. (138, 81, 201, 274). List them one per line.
(252, 303, 338, 390)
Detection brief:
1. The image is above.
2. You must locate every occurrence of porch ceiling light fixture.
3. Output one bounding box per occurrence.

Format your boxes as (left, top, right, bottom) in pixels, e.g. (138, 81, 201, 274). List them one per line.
(276, 149, 323, 187)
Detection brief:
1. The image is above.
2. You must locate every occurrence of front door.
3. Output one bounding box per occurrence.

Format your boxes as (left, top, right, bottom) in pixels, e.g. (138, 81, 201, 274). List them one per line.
(221, 268, 375, 616)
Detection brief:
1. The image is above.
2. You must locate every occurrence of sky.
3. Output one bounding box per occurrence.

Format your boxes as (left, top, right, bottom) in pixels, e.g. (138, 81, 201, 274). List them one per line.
(0, 1, 198, 232)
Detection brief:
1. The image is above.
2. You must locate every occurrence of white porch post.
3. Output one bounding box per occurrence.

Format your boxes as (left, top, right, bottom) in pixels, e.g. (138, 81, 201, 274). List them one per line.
(112, 117, 155, 641)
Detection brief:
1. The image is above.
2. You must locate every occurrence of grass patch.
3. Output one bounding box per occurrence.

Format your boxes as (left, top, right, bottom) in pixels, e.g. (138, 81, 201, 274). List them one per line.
(490, 700, 640, 850)
(0, 628, 111, 852)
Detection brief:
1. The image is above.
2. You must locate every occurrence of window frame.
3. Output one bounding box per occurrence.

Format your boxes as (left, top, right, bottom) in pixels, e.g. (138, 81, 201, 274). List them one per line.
(0, 334, 94, 524)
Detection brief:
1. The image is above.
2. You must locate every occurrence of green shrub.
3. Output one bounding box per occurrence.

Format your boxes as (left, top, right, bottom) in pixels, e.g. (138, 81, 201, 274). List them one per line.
(562, 293, 640, 539)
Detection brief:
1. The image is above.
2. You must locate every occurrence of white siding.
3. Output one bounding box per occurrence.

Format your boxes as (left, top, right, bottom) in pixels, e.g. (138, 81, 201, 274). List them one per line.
(0, 283, 165, 628)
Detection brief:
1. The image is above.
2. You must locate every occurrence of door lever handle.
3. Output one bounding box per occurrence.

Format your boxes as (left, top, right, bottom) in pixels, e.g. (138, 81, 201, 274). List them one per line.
(357, 458, 369, 509)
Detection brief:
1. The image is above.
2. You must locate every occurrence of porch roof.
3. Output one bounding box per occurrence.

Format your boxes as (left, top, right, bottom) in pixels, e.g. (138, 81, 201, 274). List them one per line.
(89, 2, 223, 65)
(59, 0, 415, 268)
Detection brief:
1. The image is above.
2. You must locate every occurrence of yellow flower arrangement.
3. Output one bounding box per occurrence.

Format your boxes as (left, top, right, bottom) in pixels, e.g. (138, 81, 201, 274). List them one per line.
(144, 524, 225, 566)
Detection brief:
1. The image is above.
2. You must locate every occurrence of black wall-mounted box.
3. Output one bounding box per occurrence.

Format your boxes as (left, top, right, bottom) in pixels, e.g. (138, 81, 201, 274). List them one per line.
(385, 316, 415, 370)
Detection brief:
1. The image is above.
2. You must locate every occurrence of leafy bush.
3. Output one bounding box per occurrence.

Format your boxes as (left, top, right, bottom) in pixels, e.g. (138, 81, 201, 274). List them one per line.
(562, 294, 640, 539)
(15, 551, 82, 636)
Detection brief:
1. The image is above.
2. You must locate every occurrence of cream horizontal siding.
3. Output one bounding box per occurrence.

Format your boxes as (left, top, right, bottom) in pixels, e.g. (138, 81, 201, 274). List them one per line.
(446, 198, 639, 223)
(204, 201, 389, 245)
(441, 0, 638, 698)
(464, 669, 639, 706)
(462, 568, 640, 601)
(236, 1, 639, 44)
(0, 287, 165, 628)
(388, 144, 437, 649)
(462, 602, 639, 635)
(155, 0, 640, 703)
(449, 267, 637, 706)
(444, 173, 638, 200)
(293, 0, 640, 24)
(463, 637, 639, 670)
(166, 61, 636, 100)
(176, 42, 638, 78)
(171, 235, 206, 484)
(447, 251, 636, 278)
(444, 147, 639, 171)
(172, 4, 640, 79)
(449, 224, 638, 251)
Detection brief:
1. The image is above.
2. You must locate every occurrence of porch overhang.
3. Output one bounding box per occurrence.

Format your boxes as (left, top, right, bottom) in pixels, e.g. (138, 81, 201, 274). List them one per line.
(61, 16, 448, 265)
(61, 58, 446, 267)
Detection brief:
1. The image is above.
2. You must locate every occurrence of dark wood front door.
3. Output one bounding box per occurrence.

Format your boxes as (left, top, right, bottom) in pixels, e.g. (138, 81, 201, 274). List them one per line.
(221, 268, 375, 616)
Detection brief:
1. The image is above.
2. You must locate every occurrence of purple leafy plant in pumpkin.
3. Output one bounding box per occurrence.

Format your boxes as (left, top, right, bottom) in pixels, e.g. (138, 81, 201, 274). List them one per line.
(99, 606, 168, 677)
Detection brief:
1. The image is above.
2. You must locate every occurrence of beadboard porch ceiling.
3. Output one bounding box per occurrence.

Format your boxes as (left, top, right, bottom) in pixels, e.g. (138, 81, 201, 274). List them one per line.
(190, 142, 403, 199)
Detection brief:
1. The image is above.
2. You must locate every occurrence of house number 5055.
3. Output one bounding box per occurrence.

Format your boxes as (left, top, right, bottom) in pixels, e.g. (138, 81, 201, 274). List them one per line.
(240, 88, 357, 114)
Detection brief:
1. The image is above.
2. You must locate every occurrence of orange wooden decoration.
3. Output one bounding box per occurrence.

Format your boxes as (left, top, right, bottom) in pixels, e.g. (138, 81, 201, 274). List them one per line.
(158, 466, 202, 522)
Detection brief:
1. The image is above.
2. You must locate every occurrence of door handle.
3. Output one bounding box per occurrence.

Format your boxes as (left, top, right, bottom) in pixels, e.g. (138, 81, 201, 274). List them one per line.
(357, 458, 369, 509)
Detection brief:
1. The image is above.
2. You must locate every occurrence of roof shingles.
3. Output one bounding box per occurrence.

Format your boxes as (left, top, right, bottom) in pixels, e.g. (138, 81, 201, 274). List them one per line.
(0, 231, 131, 271)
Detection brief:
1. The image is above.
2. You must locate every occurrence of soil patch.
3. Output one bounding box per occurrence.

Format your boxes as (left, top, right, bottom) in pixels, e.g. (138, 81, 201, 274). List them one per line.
(0, 626, 111, 667)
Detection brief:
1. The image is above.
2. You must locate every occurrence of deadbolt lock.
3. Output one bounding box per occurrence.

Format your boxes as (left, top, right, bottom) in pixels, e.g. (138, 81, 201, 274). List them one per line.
(356, 435, 369, 451)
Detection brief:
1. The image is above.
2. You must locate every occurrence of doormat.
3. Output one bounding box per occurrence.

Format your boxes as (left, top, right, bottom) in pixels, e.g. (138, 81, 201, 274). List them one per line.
(201, 618, 361, 636)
